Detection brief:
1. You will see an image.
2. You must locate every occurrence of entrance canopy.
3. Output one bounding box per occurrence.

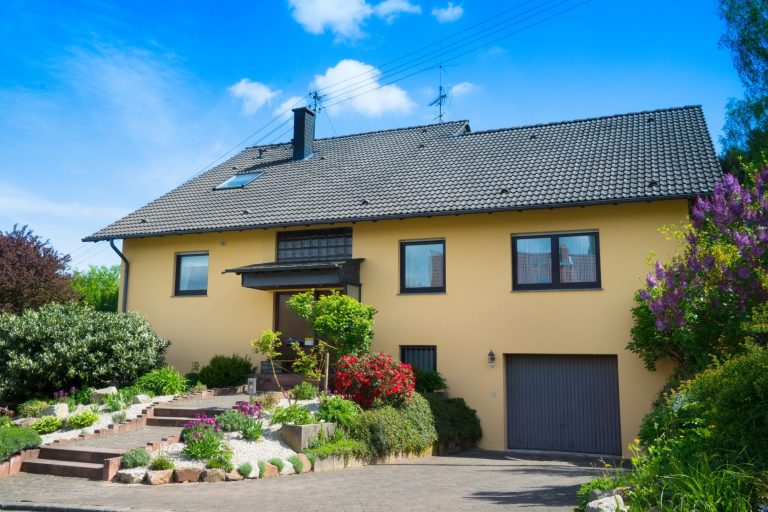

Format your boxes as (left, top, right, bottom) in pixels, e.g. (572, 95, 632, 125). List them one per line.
(224, 258, 363, 291)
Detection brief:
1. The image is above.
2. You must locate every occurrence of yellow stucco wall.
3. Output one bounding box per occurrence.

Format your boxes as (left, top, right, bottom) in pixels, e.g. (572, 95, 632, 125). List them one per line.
(121, 200, 685, 456)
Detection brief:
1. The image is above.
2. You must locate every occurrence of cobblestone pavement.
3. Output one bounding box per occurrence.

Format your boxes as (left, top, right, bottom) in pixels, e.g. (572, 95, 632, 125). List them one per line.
(0, 450, 596, 511)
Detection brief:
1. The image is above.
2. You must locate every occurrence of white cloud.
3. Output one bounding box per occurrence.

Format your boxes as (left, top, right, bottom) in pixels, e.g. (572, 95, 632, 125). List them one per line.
(288, 0, 421, 41)
(313, 59, 414, 117)
(450, 81, 476, 98)
(374, 0, 421, 23)
(432, 2, 463, 22)
(228, 79, 280, 114)
(273, 95, 307, 120)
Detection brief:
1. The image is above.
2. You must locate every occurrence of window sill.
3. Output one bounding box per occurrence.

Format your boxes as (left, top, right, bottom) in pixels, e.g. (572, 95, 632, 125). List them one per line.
(510, 288, 603, 293)
(397, 291, 447, 296)
(171, 294, 208, 298)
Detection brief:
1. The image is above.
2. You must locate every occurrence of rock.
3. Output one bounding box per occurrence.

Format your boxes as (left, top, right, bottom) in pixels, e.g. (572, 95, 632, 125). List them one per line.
(225, 470, 244, 481)
(261, 462, 279, 478)
(200, 468, 226, 482)
(296, 453, 312, 473)
(146, 469, 173, 485)
(586, 495, 627, 512)
(132, 394, 152, 405)
(589, 489, 613, 502)
(116, 469, 146, 484)
(612, 487, 632, 501)
(174, 467, 202, 483)
(37, 404, 68, 419)
(90, 386, 118, 403)
(12, 417, 35, 428)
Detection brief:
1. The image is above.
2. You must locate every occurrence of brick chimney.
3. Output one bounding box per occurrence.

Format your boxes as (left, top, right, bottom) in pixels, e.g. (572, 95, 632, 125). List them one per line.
(292, 107, 315, 161)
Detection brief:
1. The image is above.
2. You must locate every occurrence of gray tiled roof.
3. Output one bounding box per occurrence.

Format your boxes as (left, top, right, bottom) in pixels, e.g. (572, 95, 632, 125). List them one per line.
(84, 106, 722, 241)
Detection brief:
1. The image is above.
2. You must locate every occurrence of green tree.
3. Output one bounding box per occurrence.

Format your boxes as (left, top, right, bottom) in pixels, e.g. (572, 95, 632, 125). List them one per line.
(0, 225, 77, 314)
(719, 0, 768, 173)
(71, 265, 120, 312)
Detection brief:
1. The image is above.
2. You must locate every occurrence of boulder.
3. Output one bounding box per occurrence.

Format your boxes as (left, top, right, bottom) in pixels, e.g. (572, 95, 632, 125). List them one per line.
(146, 469, 173, 485)
(200, 468, 226, 482)
(261, 462, 279, 478)
(90, 386, 118, 403)
(586, 495, 628, 512)
(225, 470, 244, 481)
(296, 453, 312, 473)
(174, 467, 202, 483)
(132, 394, 152, 405)
(12, 417, 35, 428)
(37, 404, 68, 419)
(116, 469, 146, 484)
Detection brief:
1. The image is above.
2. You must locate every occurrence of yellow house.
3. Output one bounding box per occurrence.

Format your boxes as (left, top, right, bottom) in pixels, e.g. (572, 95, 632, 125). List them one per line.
(85, 106, 721, 457)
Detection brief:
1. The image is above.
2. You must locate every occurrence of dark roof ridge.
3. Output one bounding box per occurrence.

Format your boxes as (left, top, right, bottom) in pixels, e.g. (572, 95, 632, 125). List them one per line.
(461, 105, 704, 137)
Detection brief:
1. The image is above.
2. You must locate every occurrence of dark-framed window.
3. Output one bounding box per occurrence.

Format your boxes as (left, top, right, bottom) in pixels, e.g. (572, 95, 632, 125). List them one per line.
(174, 252, 209, 296)
(400, 240, 446, 293)
(512, 231, 601, 290)
(400, 345, 437, 372)
(277, 228, 352, 262)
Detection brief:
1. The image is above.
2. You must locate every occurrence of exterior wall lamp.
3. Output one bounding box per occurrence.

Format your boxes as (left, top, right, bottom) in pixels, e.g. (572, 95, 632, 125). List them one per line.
(488, 350, 496, 368)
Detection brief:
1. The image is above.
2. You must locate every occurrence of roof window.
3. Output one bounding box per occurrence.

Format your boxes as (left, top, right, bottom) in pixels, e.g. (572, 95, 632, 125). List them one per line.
(214, 172, 262, 190)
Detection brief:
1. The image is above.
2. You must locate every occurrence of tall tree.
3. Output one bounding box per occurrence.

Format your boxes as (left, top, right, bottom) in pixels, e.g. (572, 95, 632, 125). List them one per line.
(719, 0, 768, 174)
(0, 225, 77, 313)
(71, 265, 120, 312)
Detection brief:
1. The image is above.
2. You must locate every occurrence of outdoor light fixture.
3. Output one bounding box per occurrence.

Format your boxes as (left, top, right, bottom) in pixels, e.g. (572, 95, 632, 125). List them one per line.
(488, 350, 496, 368)
(247, 373, 258, 397)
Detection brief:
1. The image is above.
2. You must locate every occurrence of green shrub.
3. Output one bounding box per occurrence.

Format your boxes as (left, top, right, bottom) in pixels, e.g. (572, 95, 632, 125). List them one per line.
(424, 395, 482, 448)
(148, 455, 175, 471)
(237, 462, 253, 478)
(70, 387, 92, 405)
(121, 448, 151, 469)
(270, 404, 315, 425)
(351, 392, 437, 456)
(257, 460, 266, 478)
(102, 393, 127, 412)
(216, 410, 247, 432)
(66, 410, 99, 429)
(305, 431, 369, 461)
(287, 454, 303, 474)
(0, 426, 41, 462)
(290, 381, 318, 400)
(117, 385, 147, 402)
(575, 468, 630, 510)
(17, 399, 48, 418)
(31, 416, 62, 434)
(268, 457, 284, 472)
(182, 415, 224, 462)
(111, 411, 127, 424)
(304, 452, 316, 470)
(240, 418, 263, 442)
(206, 449, 234, 472)
(414, 369, 448, 393)
(197, 354, 253, 389)
(0, 302, 169, 405)
(318, 395, 361, 429)
(136, 366, 187, 396)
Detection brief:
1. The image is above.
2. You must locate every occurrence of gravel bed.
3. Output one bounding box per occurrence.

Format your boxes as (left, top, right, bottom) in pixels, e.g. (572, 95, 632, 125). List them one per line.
(39, 395, 175, 445)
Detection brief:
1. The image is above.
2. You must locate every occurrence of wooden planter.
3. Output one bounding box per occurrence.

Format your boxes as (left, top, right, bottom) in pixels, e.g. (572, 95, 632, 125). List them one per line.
(280, 422, 336, 452)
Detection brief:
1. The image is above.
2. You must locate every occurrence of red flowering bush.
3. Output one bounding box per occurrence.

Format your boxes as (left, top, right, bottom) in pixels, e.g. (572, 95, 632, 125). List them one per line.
(334, 352, 414, 409)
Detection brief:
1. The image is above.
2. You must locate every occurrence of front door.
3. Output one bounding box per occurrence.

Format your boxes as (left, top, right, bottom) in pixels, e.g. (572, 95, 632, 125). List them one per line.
(273, 290, 335, 371)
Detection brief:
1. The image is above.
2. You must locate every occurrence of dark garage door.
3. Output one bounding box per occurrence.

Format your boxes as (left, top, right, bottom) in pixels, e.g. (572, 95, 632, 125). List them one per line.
(506, 355, 621, 455)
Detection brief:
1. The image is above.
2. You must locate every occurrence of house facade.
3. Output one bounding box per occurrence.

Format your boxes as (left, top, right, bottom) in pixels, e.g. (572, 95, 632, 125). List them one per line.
(85, 106, 721, 457)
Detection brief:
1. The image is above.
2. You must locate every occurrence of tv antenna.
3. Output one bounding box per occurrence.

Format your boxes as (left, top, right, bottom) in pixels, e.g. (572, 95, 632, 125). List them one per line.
(428, 64, 452, 122)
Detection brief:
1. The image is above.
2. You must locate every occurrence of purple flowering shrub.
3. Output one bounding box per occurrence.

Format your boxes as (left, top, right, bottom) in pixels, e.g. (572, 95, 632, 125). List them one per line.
(181, 414, 224, 460)
(629, 164, 768, 377)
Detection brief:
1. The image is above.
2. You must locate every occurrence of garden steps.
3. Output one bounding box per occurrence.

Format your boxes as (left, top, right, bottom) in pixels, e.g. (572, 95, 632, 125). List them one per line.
(38, 446, 125, 464)
(21, 458, 109, 480)
(147, 407, 230, 427)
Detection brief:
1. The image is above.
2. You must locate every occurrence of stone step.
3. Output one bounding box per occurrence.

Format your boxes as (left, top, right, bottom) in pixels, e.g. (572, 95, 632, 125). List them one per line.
(146, 416, 194, 427)
(21, 458, 104, 480)
(38, 446, 125, 464)
(151, 407, 228, 418)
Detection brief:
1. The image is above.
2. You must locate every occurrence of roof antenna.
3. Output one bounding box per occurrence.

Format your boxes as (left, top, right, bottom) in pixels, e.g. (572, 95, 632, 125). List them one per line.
(429, 65, 450, 123)
(311, 91, 322, 113)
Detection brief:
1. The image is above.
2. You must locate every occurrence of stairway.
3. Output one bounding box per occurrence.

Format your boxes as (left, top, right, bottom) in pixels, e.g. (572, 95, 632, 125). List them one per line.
(146, 407, 229, 427)
(21, 446, 124, 480)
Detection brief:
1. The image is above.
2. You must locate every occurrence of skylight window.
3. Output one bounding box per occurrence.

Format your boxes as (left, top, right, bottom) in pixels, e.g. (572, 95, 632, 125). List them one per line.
(214, 172, 262, 190)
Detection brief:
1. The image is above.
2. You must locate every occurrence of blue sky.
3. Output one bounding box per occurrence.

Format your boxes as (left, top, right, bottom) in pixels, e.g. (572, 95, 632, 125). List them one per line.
(0, 0, 742, 268)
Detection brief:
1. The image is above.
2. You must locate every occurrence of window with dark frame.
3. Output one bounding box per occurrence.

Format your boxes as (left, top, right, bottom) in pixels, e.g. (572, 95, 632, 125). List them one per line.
(276, 228, 352, 262)
(400, 240, 446, 293)
(174, 253, 209, 296)
(400, 345, 437, 372)
(512, 232, 601, 290)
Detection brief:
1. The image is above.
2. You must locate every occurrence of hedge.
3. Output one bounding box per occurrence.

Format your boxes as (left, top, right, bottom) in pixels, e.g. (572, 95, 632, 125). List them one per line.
(0, 426, 41, 462)
(424, 394, 482, 449)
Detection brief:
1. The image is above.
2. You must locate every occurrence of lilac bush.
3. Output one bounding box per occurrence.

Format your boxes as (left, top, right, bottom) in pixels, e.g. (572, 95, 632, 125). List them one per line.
(629, 164, 768, 377)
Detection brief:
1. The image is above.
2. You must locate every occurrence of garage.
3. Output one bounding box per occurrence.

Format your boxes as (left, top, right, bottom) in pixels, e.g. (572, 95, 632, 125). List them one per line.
(506, 354, 621, 455)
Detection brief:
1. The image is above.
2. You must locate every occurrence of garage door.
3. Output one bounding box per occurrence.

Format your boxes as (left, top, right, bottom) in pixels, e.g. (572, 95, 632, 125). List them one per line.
(506, 355, 621, 455)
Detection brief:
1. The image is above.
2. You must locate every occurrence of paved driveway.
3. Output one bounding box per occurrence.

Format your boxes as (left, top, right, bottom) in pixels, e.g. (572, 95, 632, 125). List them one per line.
(0, 450, 597, 512)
